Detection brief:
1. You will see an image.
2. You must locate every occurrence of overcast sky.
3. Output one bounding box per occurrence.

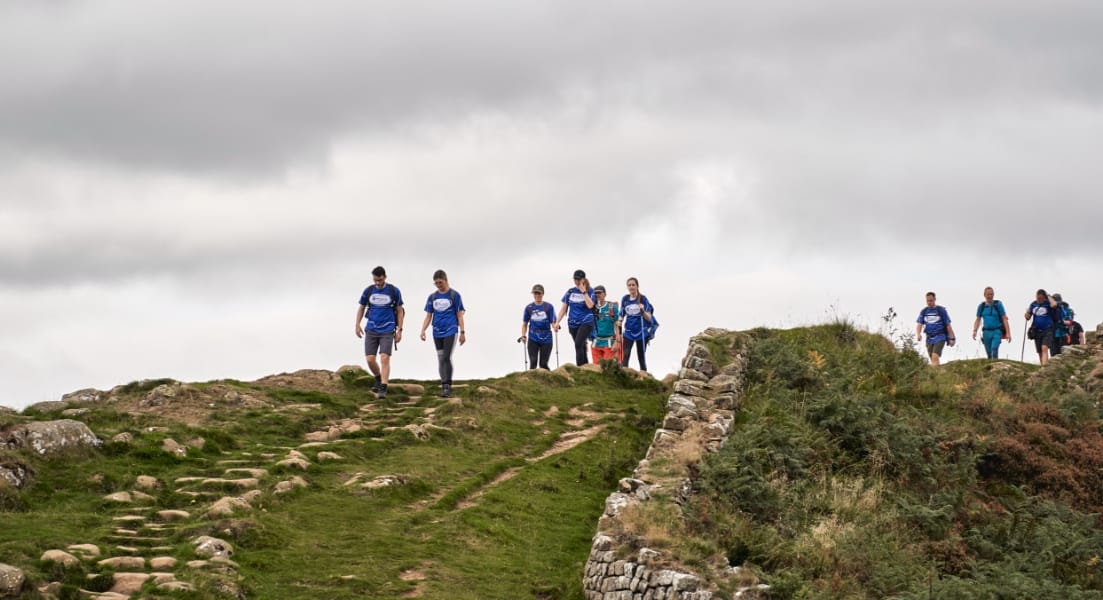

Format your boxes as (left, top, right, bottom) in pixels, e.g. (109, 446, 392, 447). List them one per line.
(2, 1, 1101, 410)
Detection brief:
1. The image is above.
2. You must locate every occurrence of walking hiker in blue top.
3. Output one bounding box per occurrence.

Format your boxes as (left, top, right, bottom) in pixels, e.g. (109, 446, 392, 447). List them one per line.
(915, 291, 956, 366)
(355, 266, 405, 399)
(971, 286, 1011, 360)
(553, 269, 596, 366)
(520, 284, 556, 370)
(419, 269, 466, 398)
(1025, 289, 1059, 366)
(1050, 293, 1073, 357)
(620, 277, 655, 372)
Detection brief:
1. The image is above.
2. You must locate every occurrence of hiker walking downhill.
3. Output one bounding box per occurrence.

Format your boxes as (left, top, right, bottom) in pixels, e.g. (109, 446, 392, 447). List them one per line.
(554, 269, 596, 366)
(1025, 289, 1060, 366)
(915, 291, 956, 367)
(419, 270, 466, 398)
(1050, 293, 1074, 356)
(590, 285, 622, 364)
(972, 286, 1011, 360)
(520, 284, 556, 370)
(620, 277, 655, 372)
(355, 266, 405, 399)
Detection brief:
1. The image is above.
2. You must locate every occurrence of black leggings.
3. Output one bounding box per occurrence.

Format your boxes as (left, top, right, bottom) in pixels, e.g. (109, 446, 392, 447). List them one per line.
(527, 340, 552, 370)
(434, 335, 457, 384)
(622, 339, 647, 372)
(568, 323, 594, 366)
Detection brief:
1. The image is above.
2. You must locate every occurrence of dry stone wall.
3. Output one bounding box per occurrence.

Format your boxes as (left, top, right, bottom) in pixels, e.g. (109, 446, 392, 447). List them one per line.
(583, 328, 747, 600)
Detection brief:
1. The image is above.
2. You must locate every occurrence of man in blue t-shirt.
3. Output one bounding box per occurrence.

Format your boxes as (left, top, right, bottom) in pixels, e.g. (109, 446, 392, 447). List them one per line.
(553, 269, 596, 366)
(915, 291, 956, 366)
(355, 266, 405, 398)
(1024, 288, 1059, 366)
(520, 284, 557, 370)
(971, 286, 1010, 360)
(419, 269, 466, 398)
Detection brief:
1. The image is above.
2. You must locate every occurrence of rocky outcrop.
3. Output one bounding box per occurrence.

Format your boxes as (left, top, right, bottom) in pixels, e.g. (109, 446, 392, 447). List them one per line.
(0, 563, 23, 598)
(0, 419, 101, 456)
(0, 460, 32, 490)
(583, 330, 747, 600)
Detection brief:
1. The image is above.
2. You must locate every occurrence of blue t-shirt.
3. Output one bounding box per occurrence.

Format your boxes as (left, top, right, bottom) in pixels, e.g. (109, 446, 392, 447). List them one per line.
(359, 284, 403, 334)
(621, 294, 655, 341)
(561, 287, 596, 327)
(1029, 301, 1054, 331)
(975, 301, 1005, 330)
(916, 305, 951, 343)
(424, 289, 464, 338)
(523, 301, 556, 345)
(593, 302, 619, 347)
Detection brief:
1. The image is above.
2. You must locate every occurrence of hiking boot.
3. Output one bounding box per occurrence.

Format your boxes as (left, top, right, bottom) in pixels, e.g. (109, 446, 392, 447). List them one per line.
(377, 384, 388, 399)
(440, 384, 452, 398)
(370, 380, 382, 393)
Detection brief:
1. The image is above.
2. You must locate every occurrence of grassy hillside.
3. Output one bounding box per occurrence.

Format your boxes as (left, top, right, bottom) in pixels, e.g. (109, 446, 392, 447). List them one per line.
(683, 323, 1103, 598)
(0, 365, 667, 599)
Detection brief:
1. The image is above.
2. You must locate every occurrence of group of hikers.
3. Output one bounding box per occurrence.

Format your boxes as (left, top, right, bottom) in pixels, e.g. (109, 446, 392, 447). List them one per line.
(353, 266, 657, 399)
(916, 287, 1086, 366)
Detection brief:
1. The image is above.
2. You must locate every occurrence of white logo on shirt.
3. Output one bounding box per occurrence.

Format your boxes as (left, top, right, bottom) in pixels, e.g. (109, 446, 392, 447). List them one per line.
(433, 298, 453, 311)
(531, 310, 548, 322)
(569, 292, 586, 304)
(924, 314, 942, 325)
(1035, 307, 1049, 317)
(625, 303, 642, 316)
(370, 292, 392, 306)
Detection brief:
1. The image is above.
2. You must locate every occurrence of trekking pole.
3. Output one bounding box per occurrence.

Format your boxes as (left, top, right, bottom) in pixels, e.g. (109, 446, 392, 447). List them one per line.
(554, 330, 560, 368)
(1020, 321, 1028, 362)
(517, 337, 527, 370)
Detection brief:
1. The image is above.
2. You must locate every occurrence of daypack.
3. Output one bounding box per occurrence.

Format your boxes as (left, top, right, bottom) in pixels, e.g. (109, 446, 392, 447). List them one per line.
(645, 314, 660, 344)
(977, 300, 1007, 337)
(589, 302, 619, 341)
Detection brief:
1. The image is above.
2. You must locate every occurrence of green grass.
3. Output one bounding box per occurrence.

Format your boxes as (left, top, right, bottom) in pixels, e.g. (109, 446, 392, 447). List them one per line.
(0, 366, 666, 599)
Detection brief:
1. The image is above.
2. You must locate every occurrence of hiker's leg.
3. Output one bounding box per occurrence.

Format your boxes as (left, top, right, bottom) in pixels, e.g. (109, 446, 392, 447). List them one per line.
(538, 342, 552, 369)
(364, 335, 382, 378)
(378, 334, 395, 383)
(636, 340, 648, 372)
(622, 340, 634, 367)
(527, 340, 540, 370)
(571, 324, 593, 365)
(434, 335, 456, 384)
(982, 331, 999, 359)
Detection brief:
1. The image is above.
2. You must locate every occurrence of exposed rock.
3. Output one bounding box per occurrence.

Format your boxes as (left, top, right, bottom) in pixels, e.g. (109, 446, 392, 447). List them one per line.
(185, 437, 206, 449)
(0, 419, 102, 455)
(362, 475, 407, 490)
(61, 388, 103, 404)
(108, 572, 151, 595)
(224, 468, 268, 478)
(141, 383, 182, 407)
(135, 475, 159, 490)
(158, 581, 195, 592)
(149, 557, 177, 570)
(276, 456, 310, 470)
(40, 550, 80, 568)
(316, 451, 342, 462)
(156, 510, 191, 521)
(103, 492, 133, 503)
(131, 490, 155, 502)
(201, 477, 259, 490)
(60, 408, 91, 417)
(67, 544, 101, 558)
(97, 556, 145, 570)
(193, 535, 234, 559)
(162, 438, 187, 457)
(389, 383, 426, 395)
(207, 496, 253, 517)
(0, 564, 23, 598)
(0, 460, 32, 489)
(304, 427, 341, 443)
(111, 432, 134, 444)
(476, 385, 498, 395)
(24, 401, 68, 413)
(0, 407, 13, 416)
(273, 476, 308, 494)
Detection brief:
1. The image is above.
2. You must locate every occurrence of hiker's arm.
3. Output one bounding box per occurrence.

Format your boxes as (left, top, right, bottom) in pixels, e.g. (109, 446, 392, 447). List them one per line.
(947, 324, 957, 346)
(915, 321, 923, 340)
(419, 312, 431, 341)
(972, 316, 981, 340)
(520, 320, 528, 342)
(554, 302, 568, 331)
(355, 304, 366, 338)
(1002, 315, 1012, 340)
(458, 311, 466, 346)
(395, 306, 405, 343)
